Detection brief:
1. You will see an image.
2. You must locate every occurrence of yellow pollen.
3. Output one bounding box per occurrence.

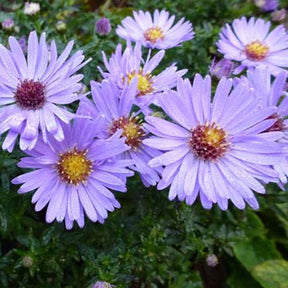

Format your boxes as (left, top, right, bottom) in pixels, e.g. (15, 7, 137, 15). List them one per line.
(56, 147, 93, 185)
(110, 116, 146, 150)
(244, 40, 269, 61)
(127, 71, 153, 96)
(205, 126, 223, 144)
(189, 123, 230, 161)
(144, 26, 165, 44)
(123, 121, 140, 138)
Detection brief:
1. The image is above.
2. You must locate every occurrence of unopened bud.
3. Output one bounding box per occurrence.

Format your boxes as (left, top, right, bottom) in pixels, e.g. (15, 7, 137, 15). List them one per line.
(95, 18, 111, 36)
(24, 2, 40, 15)
(2, 18, 14, 30)
(93, 281, 114, 288)
(254, 0, 278, 12)
(206, 254, 219, 267)
(209, 58, 235, 79)
(22, 256, 34, 268)
(55, 20, 67, 32)
(271, 9, 286, 22)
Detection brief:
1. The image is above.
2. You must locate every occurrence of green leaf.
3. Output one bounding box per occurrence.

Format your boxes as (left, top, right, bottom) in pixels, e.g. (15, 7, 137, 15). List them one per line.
(252, 260, 288, 288)
(243, 211, 265, 238)
(233, 237, 281, 272)
(0, 206, 8, 235)
(227, 261, 261, 288)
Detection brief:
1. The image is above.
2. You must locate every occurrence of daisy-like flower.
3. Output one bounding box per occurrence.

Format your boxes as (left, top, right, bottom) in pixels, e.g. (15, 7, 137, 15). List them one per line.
(0, 31, 90, 152)
(240, 66, 288, 185)
(12, 117, 133, 230)
(99, 42, 186, 109)
(216, 17, 288, 75)
(143, 75, 287, 210)
(79, 78, 163, 187)
(116, 10, 194, 49)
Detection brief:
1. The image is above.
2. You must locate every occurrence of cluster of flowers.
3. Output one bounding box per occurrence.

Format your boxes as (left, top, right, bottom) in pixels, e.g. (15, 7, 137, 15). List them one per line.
(1, 9, 288, 230)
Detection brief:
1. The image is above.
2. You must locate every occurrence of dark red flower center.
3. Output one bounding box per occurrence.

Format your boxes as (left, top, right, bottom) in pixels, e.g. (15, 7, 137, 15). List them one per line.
(244, 40, 268, 61)
(15, 79, 46, 110)
(110, 116, 146, 150)
(189, 123, 230, 161)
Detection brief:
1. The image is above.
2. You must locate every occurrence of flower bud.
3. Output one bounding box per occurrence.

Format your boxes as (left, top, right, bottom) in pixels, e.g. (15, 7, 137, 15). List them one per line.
(271, 8, 286, 22)
(2, 18, 14, 30)
(93, 281, 114, 288)
(55, 20, 67, 32)
(95, 17, 111, 36)
(206, 254, 219, 267)
(254, 0, 278, 12)
(24, 2, 40, 15)
(22, 256, 34, 268)
(209, 58, 235, 79)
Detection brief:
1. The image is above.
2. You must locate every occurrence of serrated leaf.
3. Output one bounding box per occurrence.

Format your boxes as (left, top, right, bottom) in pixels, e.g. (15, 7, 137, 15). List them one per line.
(252, 260, 288, 288)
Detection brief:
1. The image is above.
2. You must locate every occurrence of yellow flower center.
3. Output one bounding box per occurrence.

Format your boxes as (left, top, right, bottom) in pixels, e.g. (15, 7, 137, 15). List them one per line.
(56, 147, 93, 185)
(144, 26, 165, 44)
(110, 116, 146, 150)
(189, 123, 230, 161)
(244, 40, 269, 61)
(127, 71, 153, 96)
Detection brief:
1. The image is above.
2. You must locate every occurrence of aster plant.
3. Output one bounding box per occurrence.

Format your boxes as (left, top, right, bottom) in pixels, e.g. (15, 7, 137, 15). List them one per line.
(12, 117, 133, 229)
(217, 17, 288, 75)
(0, 31, 90, 151)
(79, 79, 163, 187)
(143, 75, 287, 210)
(99, 42, 186, 110)
(116, 10, 194, 49)
(240, 66, 288, 185)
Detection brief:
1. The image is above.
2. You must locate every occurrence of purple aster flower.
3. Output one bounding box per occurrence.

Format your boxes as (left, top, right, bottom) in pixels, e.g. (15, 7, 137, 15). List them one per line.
(116, 10, 194, 49)
(95, 17, 111, 36)
(0, 31, 91, 152)
(99, 42, 186, 109)
(254, 0, 278, 12)
(216, 17, 288, 76)
(78, 79, 163, 187)
(239, 66, 288, 185)
(143, 75, 287, 210)
(12, 117, 133, 230)
(209, 58, 236, 79)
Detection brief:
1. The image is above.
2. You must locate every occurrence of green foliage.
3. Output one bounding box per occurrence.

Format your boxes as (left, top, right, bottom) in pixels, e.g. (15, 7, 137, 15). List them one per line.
(252, 260, 288, 288)
(0, 0, 288, 287)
